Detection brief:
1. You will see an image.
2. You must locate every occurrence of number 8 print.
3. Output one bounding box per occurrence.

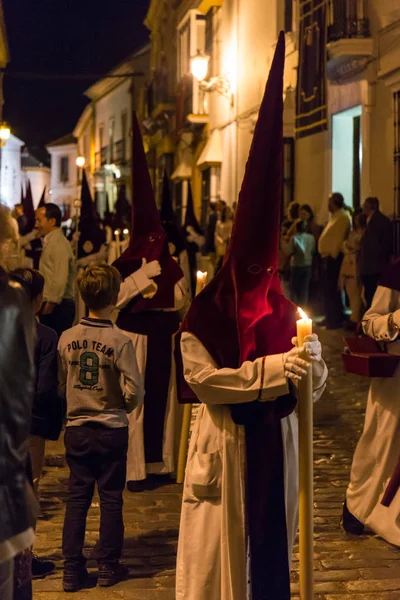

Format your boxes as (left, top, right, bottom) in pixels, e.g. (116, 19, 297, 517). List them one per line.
(79, 352, 99, 386)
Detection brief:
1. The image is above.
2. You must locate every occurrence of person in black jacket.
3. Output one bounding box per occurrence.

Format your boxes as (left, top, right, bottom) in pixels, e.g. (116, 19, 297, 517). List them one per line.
(360, 197, 393, 309)
(0, 206, 36, 600)
(11, 267, 63, 580)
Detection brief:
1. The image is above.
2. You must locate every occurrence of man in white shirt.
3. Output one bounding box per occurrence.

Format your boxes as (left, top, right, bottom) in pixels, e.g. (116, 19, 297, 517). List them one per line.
(318, 193, 351, 329)
(35, 203, 76, 337)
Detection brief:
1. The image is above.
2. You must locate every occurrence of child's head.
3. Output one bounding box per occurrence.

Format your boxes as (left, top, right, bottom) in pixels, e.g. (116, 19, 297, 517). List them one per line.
(78, 265, 121, 313)
(11, 268, 45, 314)
(296, 220, 308, 234)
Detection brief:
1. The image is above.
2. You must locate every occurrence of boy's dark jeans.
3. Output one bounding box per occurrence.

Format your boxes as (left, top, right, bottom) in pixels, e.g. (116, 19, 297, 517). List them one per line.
(62, 424, 128, 569)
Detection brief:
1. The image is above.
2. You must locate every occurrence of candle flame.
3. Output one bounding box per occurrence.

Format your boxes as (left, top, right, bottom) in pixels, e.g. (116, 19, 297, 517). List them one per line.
(298, 307, 309, 320)
(114, 229, 120, 235)
(123, 229, 129, 235)
(197, 270, 206, 278)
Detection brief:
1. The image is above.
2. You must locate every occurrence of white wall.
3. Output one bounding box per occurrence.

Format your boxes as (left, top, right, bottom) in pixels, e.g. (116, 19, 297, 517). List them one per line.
(94, 80, 132, 160)
(0, 134, 24, 209)
(332, 105, 362, 208)
(24, 168, 51, 208)
(48, 143, 78, 207)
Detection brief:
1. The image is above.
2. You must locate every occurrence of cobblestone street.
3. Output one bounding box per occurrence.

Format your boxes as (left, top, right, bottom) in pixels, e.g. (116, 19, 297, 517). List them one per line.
(33, 327, 400, 599)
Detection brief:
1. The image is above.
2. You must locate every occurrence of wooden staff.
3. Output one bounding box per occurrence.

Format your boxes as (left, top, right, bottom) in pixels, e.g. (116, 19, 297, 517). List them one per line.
(176, 271, 207, 484)
(296, 308, 314, 599)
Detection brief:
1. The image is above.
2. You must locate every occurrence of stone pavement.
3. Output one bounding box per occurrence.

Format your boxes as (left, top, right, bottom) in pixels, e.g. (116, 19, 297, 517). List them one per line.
(33, 327, 400, 599)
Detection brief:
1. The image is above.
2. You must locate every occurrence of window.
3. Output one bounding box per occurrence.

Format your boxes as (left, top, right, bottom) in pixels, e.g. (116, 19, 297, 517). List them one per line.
(394, 91, 400, 256)
(84, 134, 89, 164)
(277, 0, 294, 35)
(201, 166, 220, 227)
(395, 91, 400, 216)
(121, 110, 128, 141)
(59, 156, 69, 183)
(178, 10, 206, 80)
(109, 117, 115, 162)
(205, 9, 214, 77)
(284, 0, 293, 33)
(99, 124, 104, 151)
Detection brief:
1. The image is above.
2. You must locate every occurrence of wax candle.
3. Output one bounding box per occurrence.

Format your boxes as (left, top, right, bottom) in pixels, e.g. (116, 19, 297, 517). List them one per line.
(297, 307, 313, 347)
(114, 229, 121, 259)
(195, 270, 207, 296)
(296, 305, 314, 600)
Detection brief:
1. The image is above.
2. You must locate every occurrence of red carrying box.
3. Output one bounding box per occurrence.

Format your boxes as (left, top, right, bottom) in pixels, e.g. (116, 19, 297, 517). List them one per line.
(341, 336, 400, 378)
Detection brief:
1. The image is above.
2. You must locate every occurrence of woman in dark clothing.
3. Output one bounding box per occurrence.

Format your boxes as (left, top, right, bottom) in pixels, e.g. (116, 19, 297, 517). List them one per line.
(11, 268, 63, 580)
(0, 205, 36, 600)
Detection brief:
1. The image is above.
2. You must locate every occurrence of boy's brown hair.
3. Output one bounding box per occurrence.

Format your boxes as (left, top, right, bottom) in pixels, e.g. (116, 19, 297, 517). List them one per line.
(78, 265, 121, 310)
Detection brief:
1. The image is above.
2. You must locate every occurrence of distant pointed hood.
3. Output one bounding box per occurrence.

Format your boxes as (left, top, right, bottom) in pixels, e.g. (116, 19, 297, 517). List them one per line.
(22, 180, 35, 232)
(113, 186, 131, 231)
(183, 183, 203, 236)
(38, 187, 46, 208)
(113, 112, 183, 311)
(78, 170, 105, 258)
(160, 171, 176, 225)
(182, 32, 297, 368)
(160, 170, 186, 258)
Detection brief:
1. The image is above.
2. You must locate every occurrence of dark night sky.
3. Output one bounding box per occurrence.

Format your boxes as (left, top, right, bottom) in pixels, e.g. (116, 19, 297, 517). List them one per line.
(2, 0, 150, 156)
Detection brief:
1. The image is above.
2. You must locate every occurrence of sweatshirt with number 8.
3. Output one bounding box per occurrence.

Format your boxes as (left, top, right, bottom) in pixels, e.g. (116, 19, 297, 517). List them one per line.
(58, 317, 144, 428)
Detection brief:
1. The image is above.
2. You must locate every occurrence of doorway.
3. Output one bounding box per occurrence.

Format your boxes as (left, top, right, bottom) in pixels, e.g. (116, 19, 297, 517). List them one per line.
(332, 105, 362, 209)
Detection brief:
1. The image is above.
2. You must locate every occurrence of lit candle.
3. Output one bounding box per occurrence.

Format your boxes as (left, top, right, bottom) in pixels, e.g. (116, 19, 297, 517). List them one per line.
(195, 270, 207, 296)
(296, 306, 313, 347)
(114, 229, 121, 259)
(296, 306, 314, 600)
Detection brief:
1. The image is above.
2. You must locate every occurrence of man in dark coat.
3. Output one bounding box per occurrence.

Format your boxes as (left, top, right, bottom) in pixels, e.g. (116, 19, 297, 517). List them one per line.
(360, 197, 393, 309)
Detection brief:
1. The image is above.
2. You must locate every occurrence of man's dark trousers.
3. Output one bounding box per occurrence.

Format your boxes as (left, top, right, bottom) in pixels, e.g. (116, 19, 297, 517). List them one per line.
(362, 274, 380, 310)
(40, 299, 75, 338)
(62, 424, 128, 569)
(322, 255, 345, 328)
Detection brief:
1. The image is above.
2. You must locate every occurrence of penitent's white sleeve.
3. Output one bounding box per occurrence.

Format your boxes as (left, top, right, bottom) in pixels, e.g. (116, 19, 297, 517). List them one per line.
(181, 332, 289, 405)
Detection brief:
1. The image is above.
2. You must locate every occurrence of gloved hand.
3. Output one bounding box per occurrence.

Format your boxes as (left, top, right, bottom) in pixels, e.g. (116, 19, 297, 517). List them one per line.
(283, 346, 310, 381)
(291, 333, 322, 362)
(141, 258, 161, 279)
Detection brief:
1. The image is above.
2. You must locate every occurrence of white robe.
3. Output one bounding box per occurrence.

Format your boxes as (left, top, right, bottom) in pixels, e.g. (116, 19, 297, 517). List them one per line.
(116, 273, 189, 481)
(347, 285, 400, 546)
(176, 332, 328, 600)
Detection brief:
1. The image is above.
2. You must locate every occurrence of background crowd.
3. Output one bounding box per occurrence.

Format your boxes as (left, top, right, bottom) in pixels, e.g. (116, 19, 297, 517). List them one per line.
(279, 193, 393, 330)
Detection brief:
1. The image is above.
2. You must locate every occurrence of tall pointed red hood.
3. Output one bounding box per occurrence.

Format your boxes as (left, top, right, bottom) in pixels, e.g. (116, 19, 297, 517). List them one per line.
(113, 112, 183, 311)
(181, 32, 297, 368)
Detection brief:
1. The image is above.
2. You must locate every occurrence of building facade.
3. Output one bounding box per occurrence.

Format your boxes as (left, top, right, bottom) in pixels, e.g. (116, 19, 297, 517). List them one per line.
(46, 134, 78, 217)
(73, 45, 150, 217)
(21, 148, 50, 208)
(142, 0, 400, 230)
(0, 133, 24, 208)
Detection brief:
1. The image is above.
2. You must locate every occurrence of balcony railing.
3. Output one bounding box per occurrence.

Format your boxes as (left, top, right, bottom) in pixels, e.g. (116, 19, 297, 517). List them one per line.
(146, 70, 175, 118)
(114, 139, 126, 164)
(328, 0, 370, 42)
